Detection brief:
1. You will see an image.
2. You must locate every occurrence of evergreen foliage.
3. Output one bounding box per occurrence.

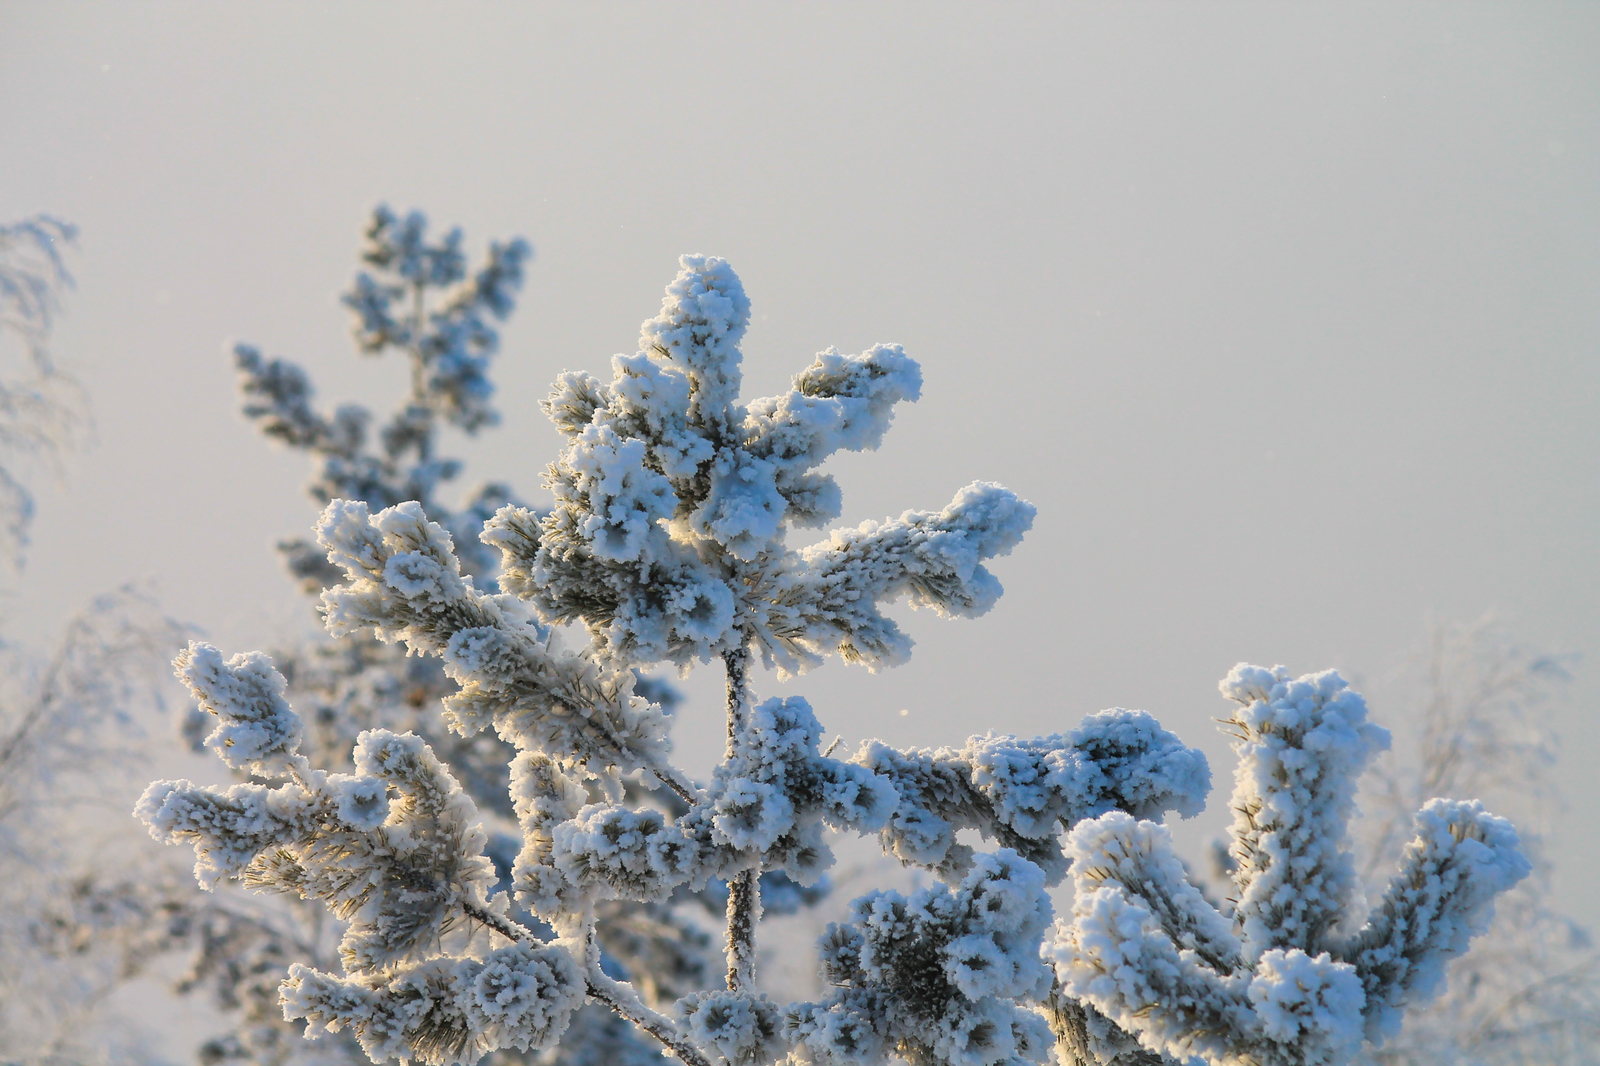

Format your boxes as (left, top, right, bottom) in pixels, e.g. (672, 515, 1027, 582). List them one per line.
(1050, 666, 1529, 1066)
(140, 210, 1527, 1066)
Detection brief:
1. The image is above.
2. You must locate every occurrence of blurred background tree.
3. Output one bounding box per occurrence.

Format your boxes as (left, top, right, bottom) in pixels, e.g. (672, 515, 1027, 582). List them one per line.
(0, 217, 186, 1065)
(1357, 619, 1599, 1065)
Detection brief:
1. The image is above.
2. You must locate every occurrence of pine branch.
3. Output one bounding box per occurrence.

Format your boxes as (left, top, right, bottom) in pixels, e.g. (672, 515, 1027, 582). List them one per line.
(463, 865, 717, 1066)
(1052, 665, 1530, 1066)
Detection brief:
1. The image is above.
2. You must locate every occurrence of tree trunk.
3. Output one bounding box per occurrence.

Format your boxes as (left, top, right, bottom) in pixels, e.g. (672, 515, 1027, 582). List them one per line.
(722, 646, 760, 992)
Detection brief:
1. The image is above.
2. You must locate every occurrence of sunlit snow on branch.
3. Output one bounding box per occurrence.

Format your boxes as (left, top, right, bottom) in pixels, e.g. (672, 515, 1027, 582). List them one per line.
(142, 240, 1527, 1066)
(489, 255, 1031, 674)
(1050, 666, 1529, 1066)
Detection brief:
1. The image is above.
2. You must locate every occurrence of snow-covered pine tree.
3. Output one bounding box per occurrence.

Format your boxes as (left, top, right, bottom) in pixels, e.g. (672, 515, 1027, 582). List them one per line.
(139, 237, 1219, 1066)
(1050, 664, 1531, 1066)
(138, 225, 1524, 1066)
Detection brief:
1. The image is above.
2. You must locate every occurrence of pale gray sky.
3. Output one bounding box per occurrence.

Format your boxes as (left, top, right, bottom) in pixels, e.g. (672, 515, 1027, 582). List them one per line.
(3, 1, 1597, 925)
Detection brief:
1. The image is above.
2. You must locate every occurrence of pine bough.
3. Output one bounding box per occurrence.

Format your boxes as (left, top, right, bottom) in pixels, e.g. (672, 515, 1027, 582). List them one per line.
(140, 242, 1524, 1066)
(1050, 666, 1530, 1066)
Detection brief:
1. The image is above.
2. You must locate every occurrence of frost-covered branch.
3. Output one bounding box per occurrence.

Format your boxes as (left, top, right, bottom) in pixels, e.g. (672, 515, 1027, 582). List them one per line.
(1044, 987, 1167, 1066)
(234, 206, 530, 587)
(344, 204, 530, 435)
(857, 709, 1209, 884)
(1342, 799, 1529, 1040)
(1050, 666, 1530, 1066)
(315, 498, 683, 789)
(145, 650, 500, 966)
(487, 255, 1032, 675)
(282, 941, 585, 1066)
(0, 215, 75, 372)
(139, 643, 597, 1064)
(0, 586, 187, 1062)
(0, 587, 179, 827)
(517, 690, 896, 930)
(1355, 619, 1597, 1065)
(787, 850, 1056, 1066)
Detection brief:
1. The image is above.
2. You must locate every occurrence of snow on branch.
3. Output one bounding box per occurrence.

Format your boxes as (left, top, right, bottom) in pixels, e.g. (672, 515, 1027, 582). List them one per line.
(282, 942, 584, 1066)
(858, 708, 1210, 883)
(233, 208, 532, 592)
(777, 481, 1034, 670)
(1341, 798, 1529, 1043)
(174, 641, 308, 778)
(787, 850, 1056, 1066)
(344, 205, 531, 433)
(511, 694, 898, 924)
(742, 343, 921, 528)
(140, 711, 498, 975)
(1221, 665, 1389, 959)
(1050, 665, 1530, 1066)
(483, 254, 1032, 675)
(315, 497, 677, 782)
(140, 645, 592, 1065)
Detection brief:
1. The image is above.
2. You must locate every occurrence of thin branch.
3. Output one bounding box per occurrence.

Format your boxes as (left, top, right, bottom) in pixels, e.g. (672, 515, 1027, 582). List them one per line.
(725, 866, 759, 992)
(460, 900, 538, 945)
(584, 927, 712, 1066)
(584, 976, 712, 1066)
(722, 646, 750, 759)
(653, 763, 700, 807)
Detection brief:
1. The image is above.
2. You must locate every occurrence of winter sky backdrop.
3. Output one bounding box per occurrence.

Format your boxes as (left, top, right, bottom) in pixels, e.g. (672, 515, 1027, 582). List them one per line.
(3, 2, 1597, 922)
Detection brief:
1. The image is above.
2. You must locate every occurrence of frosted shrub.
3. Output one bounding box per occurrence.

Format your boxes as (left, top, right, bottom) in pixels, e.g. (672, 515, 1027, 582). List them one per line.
(142, 223, 1524, 1066)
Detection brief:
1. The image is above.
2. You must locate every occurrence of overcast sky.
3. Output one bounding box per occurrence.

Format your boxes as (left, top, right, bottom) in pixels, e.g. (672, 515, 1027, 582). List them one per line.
(3, 0, 1597, 929)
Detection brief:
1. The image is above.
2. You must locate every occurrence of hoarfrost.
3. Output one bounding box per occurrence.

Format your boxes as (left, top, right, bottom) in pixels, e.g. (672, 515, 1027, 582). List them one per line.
(1049, 666, 1528, 1066)
(141, 239, 1527, 1066)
